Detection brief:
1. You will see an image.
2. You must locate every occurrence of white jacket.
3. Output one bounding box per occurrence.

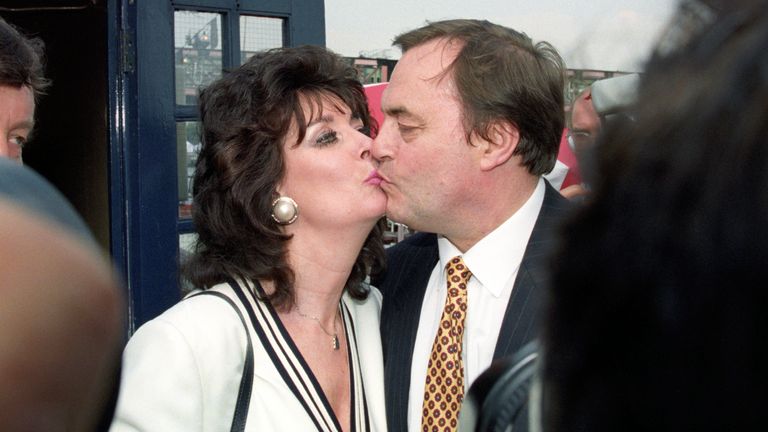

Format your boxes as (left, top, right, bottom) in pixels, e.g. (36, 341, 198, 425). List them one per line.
(110, 280, 387, 431)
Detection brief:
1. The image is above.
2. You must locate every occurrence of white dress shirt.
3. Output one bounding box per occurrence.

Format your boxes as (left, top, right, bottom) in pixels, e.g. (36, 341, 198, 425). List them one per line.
(407, 178, 546, 431)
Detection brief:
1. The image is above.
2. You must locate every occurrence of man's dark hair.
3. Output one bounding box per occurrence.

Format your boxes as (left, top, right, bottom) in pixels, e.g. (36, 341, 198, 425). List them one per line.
(393, 19, 565, 176)
(0, 17, 50, 98)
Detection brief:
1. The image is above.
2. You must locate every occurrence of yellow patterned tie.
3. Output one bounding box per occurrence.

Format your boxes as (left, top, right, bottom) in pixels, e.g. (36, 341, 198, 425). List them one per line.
(421, 256, 472, 432)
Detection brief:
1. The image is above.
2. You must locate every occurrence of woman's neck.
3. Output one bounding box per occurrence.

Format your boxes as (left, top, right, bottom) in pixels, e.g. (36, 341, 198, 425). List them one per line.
(289, 254, 348, 323)
(283, 223, 370, 324)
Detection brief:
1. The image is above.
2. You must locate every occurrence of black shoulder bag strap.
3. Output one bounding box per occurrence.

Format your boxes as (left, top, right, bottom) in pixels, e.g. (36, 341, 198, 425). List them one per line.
(189, 290, 254, 432)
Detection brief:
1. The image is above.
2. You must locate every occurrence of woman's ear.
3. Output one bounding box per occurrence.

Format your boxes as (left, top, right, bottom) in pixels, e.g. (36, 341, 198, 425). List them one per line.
(476, 121, 520, 171)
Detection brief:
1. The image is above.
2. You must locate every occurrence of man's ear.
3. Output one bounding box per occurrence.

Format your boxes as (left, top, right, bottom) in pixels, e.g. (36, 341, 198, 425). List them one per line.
(475, 121, 519, 171)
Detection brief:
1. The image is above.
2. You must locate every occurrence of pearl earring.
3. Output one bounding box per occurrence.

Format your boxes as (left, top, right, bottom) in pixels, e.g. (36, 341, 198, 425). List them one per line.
(271, 196, 299, 225)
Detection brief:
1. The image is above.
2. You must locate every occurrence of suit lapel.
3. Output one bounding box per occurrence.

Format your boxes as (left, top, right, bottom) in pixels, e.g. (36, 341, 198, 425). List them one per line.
(493, 183, 570, 359)
(379, 184, 570, 429)
(379, 233, 439, 432)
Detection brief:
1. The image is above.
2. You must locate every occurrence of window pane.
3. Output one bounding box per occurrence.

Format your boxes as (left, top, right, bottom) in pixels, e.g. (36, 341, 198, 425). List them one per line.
(179, 232, 198, 294)
(177, 121, 201, 219)
(174, 11, 223, 105)
(240, 15, 284, 63)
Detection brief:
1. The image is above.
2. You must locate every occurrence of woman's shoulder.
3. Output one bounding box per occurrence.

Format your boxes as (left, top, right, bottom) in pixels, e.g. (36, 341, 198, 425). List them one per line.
(113, 282, 248, 432)
(342, 283, 382, 333)
(130, 281, 248, 354)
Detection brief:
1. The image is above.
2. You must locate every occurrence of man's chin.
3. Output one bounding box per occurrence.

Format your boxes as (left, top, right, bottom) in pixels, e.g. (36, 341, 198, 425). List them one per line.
(384, 205, 409, 227)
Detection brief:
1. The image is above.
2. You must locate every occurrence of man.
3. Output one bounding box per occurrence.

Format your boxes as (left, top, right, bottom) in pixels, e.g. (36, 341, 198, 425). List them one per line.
(0, 16, 49, 163)
(560, 87, 601, 199)
(568, 87, 602, 157)
(371, 20, 571, 432)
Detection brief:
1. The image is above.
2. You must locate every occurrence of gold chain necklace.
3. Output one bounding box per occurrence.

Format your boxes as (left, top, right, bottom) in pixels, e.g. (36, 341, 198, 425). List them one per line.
(295, 303, 341, 350)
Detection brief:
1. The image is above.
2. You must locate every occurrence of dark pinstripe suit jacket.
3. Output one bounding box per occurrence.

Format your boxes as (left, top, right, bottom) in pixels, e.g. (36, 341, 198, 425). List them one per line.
(373, 182, 571, 431)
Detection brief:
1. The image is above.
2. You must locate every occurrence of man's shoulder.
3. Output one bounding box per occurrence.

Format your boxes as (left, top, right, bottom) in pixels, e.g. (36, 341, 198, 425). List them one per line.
(543, 179, 573, 210)
(385, 232, 440, 266)
(373, 232, 438, 289)
(387, 231, 437, 253)
(539, 180, 575, 224)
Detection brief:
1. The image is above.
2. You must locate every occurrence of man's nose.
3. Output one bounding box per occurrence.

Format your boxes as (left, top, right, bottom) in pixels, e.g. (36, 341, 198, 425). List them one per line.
(371, 119, 394, 162)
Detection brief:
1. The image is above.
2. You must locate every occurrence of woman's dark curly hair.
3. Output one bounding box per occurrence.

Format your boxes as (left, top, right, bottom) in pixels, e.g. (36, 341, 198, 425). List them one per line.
(184, 45, 385, 309)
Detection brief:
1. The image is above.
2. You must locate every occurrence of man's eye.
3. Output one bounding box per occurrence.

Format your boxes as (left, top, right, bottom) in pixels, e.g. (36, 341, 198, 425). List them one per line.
(398, 124, 417, 134)
(316, 131, 338, 146)
(10, 136, 27, 149)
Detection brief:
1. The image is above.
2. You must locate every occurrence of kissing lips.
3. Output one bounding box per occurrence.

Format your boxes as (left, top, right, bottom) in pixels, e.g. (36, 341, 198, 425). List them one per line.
(365, 170, 384, 186)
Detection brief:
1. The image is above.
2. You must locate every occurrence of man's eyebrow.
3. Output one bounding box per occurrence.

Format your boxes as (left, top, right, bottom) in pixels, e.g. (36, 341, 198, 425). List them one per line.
(383, 106, 424, 123)
(11, 119, 35, 131)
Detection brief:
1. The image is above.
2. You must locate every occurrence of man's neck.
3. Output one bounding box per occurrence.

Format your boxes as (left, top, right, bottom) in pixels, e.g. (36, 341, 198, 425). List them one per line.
(444, 175, 540, 252)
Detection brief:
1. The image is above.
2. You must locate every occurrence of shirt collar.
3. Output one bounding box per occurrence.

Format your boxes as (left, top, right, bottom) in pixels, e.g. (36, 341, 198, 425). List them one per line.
(437, 178, 546, 298)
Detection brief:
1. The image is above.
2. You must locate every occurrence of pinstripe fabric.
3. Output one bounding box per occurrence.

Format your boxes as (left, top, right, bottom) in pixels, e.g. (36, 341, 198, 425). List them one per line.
(375, 182, 571, 432)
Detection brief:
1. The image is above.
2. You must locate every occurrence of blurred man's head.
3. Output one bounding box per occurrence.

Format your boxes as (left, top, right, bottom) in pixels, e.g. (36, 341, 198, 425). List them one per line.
(568, 87, 601, 158)
(0, 17, 49, 163)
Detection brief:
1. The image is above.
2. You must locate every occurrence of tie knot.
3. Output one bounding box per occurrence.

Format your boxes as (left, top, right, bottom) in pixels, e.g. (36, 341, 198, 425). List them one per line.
(445, 256, 472, 290)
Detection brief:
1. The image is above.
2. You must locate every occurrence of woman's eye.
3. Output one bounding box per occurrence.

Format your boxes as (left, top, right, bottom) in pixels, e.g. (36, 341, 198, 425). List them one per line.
(316, 131, 338, 146)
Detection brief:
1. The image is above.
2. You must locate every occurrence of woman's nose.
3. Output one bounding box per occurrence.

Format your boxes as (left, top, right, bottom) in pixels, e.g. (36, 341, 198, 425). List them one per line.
(358, 133, 373, 160)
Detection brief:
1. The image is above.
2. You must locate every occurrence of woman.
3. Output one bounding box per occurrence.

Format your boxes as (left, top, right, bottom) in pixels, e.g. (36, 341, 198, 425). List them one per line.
(110, 45, 387, 431)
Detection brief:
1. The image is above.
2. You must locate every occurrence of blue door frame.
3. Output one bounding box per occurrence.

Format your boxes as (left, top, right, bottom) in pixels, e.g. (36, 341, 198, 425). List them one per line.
(108, 0, 326, 333)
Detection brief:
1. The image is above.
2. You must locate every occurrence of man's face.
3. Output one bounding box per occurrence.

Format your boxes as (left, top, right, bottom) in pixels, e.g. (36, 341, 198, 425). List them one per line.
(569, 95, 601, 157)
(371, 38, 476, 233)
(0, 85, 35, 163)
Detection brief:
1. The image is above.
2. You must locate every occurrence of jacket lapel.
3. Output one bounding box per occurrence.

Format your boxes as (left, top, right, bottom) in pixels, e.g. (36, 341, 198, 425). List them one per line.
(378, 183, 570, 428)
(378, 233, 439, 432)
(493, 183, 571, 359)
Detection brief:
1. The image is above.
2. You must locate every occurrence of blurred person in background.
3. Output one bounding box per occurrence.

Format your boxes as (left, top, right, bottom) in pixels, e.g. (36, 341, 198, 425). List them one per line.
(0, 158, 124, 431)
(559, 87, 600, 200)
(542, 0, 768, 430)
(0, 16, 49, 163)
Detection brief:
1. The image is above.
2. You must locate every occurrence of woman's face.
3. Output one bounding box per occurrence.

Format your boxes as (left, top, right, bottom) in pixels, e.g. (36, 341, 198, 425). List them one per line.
(279, 96, 386, 231)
